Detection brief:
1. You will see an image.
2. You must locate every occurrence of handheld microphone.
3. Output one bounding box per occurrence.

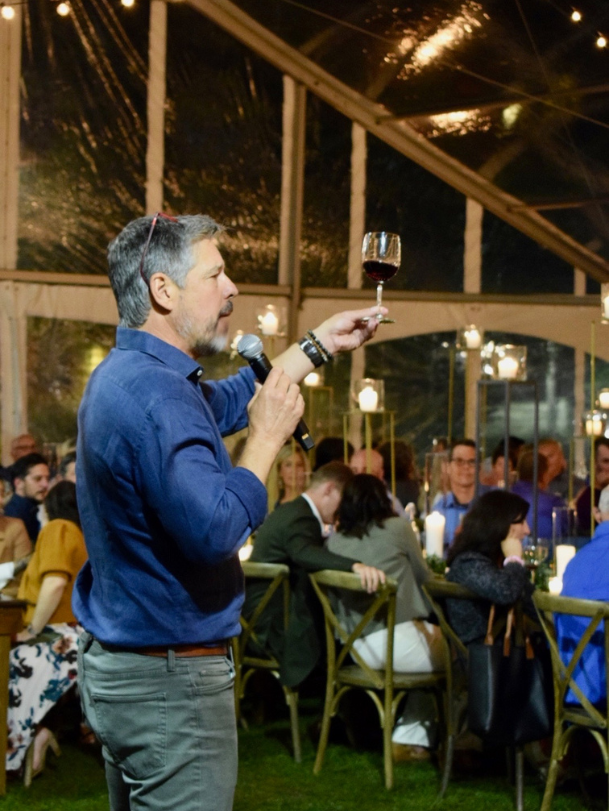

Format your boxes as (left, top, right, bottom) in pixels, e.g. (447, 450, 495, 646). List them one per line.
(237, 334, 315, 451)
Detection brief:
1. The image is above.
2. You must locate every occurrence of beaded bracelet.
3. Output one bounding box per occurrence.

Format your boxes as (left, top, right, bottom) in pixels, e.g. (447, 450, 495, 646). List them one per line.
(306, 330, 334, 362)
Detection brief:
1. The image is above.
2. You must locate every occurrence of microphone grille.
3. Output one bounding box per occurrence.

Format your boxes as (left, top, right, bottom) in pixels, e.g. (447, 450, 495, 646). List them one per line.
(237, 333, 263, 360)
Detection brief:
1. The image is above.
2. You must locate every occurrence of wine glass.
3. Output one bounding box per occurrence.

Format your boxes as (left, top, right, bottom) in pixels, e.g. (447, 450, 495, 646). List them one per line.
(522, 537, 550, 570)
(362, 231, 401, 324)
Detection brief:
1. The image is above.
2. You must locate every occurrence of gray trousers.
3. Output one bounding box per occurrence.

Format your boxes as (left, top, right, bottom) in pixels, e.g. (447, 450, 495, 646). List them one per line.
(78, 632, 237, 811)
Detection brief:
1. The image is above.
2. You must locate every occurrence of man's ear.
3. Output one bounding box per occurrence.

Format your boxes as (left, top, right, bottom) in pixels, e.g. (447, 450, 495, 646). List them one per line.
(593, 506, 602, 524)
(148, 273, 178, 312)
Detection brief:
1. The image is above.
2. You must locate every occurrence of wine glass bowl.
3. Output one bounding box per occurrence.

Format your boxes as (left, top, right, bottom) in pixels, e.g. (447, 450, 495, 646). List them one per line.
(361, 231, 401, 324)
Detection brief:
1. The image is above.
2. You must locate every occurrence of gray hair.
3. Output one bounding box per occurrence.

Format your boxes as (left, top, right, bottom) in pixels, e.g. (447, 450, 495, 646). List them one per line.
(107, 214, 224, 328)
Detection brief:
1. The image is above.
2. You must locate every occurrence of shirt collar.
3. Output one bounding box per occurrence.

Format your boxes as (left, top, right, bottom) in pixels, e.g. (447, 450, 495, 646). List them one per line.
(301, 493, 326, 535)
(116, 327, 203, 381)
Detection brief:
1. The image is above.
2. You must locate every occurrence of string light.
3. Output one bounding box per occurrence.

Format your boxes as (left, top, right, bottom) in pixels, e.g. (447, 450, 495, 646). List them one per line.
(597, 34, 607, 49)
(1, 4, 15, 18)
(56, 1, 70, 14)
(571, 9, 582, 23)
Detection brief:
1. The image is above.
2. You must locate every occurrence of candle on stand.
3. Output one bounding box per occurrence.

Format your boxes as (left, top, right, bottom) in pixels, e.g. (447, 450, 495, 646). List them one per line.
(358, 385, 378, 412)
(464, 328, 482, 349)
(497, 356, 519, 379)
(599, 389, 609, 409)
(585, 417, 604, 437)
(425, 511, 445, 558)
(556, 544, 576, 579)
(259, 310, 279, 336)
(304, 372, 322, 387)
(548, 577, 563, 595)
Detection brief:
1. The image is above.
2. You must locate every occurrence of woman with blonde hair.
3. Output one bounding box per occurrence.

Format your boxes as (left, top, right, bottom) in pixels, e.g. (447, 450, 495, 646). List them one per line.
(266, 443, 311, 511)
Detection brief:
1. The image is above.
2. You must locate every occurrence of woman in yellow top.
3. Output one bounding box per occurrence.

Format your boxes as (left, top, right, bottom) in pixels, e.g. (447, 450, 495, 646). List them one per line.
(8, 481, 88, 783)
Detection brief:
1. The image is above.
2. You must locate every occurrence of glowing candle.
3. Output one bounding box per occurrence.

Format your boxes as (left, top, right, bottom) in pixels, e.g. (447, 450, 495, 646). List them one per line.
(464, 328, 482, 349)
(548, 577, 563, 595)
(556, 545, 576, 580)
(497, 356, 519, 379)
(358, 386, 378, 412)
(599, 390, 609, 409)
(259, 310, 279, 336)
(585, 418, 604, 437)
(304, 372, 321, 387)
(425, 511, 445, 558)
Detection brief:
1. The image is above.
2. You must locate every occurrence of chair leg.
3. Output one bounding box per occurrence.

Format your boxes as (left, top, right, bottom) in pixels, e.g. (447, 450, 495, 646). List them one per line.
(383, 703, 394, 790)
(283, 688, 301, 764)
(439, 733, 455, 798)
(313, 687, 335, 776)
(515, 746, 524, 811)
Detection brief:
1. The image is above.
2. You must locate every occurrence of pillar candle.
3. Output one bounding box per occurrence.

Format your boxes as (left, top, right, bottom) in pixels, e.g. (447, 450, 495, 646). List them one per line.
(497, 356, 519, 379)
(358, 386, 378, 412)
(425, 511, 445, 558)
(556, 544, 576, 579)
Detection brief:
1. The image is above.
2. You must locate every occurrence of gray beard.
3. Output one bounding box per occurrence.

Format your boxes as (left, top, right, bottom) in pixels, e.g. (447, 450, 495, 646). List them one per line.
(174, 311, 227, 357)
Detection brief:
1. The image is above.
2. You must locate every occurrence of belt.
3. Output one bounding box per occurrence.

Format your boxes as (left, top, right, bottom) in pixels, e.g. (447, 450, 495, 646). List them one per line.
(97, 640, 229, 658)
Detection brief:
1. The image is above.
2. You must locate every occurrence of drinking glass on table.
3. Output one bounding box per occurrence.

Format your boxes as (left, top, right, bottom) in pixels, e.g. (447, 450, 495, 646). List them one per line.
(361, 231, 401, 324)
(522, 537, 550, 570)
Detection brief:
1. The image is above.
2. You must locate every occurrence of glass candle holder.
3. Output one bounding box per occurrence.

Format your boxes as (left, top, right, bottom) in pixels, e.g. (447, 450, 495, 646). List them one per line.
(456, 325, 483, 351)
(352, 378, 384, 413)
(256, 304, 285, 336)
(583, 409, 607, 437)
(493, 344, 527, 381)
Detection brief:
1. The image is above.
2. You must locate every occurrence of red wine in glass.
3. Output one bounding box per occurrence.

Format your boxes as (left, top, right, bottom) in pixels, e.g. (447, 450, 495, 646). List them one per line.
(362, 232, 401, 323)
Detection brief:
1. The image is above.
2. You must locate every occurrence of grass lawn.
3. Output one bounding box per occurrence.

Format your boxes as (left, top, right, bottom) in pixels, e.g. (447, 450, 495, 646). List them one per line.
(0, 706, 594, 811)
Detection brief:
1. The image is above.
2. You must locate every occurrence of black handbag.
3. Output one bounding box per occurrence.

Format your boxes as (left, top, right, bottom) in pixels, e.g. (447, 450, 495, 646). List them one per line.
(468, 604, 553, 746)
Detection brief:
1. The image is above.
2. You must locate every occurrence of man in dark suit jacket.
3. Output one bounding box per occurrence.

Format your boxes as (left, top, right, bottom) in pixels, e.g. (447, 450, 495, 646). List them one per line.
(245, 462, 384, 687)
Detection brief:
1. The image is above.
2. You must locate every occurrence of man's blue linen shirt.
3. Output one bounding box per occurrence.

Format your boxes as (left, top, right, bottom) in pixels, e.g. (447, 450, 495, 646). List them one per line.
(73, 327, 268, 647)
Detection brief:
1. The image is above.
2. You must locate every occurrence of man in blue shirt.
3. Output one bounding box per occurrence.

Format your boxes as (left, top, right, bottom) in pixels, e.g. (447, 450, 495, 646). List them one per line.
(4, 452, 50, 542)
(433, 439, 480, 551)
(74, 212, 382, 811)
(557, 485, 609, 705)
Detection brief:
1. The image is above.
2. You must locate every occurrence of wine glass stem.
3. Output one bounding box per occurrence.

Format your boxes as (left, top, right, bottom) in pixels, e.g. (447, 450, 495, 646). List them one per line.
(376, 283, 384, 317)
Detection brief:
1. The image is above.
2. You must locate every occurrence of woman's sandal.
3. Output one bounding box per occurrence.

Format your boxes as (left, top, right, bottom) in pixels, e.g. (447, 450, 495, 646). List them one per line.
(23, 727, 61, 787)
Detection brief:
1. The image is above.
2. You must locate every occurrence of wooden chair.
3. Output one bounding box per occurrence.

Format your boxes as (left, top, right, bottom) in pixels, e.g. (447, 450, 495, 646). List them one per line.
(234, 561, 301, 763)
(423, 579, 526, 811)
(309, 570, 445, 790)
(533, 590, 609, 811)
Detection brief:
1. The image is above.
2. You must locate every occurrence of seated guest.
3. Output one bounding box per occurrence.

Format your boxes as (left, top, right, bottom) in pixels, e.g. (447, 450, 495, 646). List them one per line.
(575, 437, 609, 536)
(539, 437, 585, 502)
(8, 481, 88, 781)
(445, 490, 534, 644)
(4, 453, 50, 543)
(55, 451, 77, 485)
(266, 443, 311, 511)
(329, 475, 443, 762)
(0, 515, 32, 597)
(350, 448, 405, 516)
(487, 440, 518, 488)
(245, 463, 384, 688)
(511, 450, 567, 542)
(378, 440, 420, 512)
(433, 440, 486, 551)
(556, 485, 609, 705)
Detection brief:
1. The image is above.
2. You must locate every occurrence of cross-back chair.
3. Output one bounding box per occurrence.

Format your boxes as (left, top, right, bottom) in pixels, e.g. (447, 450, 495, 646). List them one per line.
(423, 579, 527, 811)
(309, 570, 445, 790)
(234, 561, 301, 763)
(533, 590, 609, 811)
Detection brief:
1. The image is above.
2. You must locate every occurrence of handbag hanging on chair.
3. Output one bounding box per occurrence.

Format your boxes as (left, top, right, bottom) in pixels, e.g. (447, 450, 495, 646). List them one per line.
(468, 603, 553, 746)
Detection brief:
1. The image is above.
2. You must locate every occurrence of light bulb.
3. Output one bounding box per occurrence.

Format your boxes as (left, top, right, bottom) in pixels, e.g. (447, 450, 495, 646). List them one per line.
(57, 2, 70, 15)
(121, 0, 135, 7)
(597, 34, 607, 49)
(1, 4, 15, 18)
(571, 9, 582, 22)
